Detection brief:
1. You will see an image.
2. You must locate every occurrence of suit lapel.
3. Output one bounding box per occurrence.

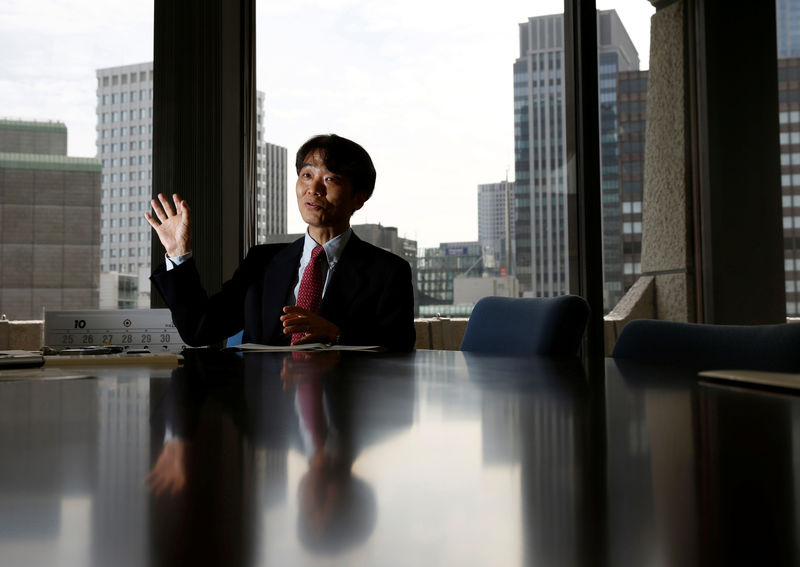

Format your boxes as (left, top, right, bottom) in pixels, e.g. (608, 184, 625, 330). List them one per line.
(321, 234, 366, 319)
(260, 237, 303, 341)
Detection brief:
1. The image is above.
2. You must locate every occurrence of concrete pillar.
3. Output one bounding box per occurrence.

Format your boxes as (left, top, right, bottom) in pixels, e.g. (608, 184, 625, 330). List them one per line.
(640, 0, 697, 322)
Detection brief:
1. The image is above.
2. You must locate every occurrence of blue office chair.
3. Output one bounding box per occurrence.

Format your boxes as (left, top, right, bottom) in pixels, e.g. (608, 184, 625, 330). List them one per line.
(226, 330, 244, 348)
(460, 295, 590, 356)
(611, 319, 800, 372)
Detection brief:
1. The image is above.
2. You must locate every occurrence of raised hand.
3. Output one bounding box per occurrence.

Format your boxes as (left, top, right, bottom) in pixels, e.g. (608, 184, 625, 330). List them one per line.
(145, 193, 192, 258)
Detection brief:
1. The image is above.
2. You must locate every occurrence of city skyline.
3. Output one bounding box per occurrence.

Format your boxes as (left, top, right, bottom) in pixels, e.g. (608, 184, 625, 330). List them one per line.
(0, 0, 654, 249)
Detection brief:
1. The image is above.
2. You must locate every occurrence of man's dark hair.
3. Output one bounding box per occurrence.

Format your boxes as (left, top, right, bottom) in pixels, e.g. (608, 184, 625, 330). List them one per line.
(295, 134, 377, 201)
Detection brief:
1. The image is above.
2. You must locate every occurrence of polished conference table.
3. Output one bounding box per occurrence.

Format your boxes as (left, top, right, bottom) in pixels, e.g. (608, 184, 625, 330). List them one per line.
(0, 349, 797, 566)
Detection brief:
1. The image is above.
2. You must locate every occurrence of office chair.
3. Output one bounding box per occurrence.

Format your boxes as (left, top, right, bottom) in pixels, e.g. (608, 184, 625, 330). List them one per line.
(460, 295, 590, 356)
(226, 330, 244, 348)
(611, 319, 800, 372)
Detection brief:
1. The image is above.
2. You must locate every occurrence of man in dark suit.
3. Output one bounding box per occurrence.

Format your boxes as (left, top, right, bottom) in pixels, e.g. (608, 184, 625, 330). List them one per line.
(146, 134, 415, 351)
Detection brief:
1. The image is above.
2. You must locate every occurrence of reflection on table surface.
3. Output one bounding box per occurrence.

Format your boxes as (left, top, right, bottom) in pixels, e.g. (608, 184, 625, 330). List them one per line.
(0, 350, 797, 566)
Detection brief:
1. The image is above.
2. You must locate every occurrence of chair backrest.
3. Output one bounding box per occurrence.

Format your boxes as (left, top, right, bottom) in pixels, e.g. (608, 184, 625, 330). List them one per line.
(226, 330, 244, 348)
(460, 295, 590, 356)
(611, 319, 800, 372)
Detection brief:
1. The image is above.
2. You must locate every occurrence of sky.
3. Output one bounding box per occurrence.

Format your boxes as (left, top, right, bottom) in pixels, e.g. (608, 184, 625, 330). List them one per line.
(0, 0, 654, 248)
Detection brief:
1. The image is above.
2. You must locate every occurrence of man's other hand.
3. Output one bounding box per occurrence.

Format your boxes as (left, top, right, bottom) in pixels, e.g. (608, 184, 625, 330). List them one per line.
(281, 306, 340, 345)
(145, 193, 192, 258)
(145, 440, 187, 498)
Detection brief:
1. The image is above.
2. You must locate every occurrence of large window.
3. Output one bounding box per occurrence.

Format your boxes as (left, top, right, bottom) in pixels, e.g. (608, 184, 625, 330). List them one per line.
(256, 1, 652, 321)
(0, 1, 154, 315)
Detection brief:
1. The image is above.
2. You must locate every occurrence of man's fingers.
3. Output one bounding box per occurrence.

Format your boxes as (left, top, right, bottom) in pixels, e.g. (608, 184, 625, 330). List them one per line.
(282, 321, 310, 334)
(143, 211, 157, 227)
(149, 200, 163, 222)
(280, 307, 337, 344)
(281, 307, 311, 323)
(282, 305, 310, 315)
(147, 474, 166, 495)
(158, 193, 174, 217)
(280, 313, 307, 323)
(290, 333, 315, 346)
(146, 193, 190, 237)
(281, 315, 316, 335)
(291, 331, 328, 346)
(169, 479, 185, 497)
(151, 197, 174, 222)
(172, 193, 190, 217)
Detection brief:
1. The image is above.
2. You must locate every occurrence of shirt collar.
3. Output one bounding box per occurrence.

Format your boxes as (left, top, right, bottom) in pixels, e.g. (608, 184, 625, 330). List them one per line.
(301, 228, 352, 268)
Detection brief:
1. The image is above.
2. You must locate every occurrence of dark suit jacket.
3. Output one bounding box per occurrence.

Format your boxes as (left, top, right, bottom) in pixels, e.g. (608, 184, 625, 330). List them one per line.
(150, 234, 416, 351)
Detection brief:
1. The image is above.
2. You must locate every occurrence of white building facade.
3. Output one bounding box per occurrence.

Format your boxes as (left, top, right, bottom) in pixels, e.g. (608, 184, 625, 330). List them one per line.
(96, 65, 286, 303)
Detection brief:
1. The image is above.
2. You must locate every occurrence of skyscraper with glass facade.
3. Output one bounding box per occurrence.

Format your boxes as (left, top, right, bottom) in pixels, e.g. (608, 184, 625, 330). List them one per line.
(617, 71, 648, 293)
(597, 13, 639, 308)
(778, 0, 800, 57)
(513, 10, 638, 309)
(778, 0, 800, 316)
(778, 58, 800, 316)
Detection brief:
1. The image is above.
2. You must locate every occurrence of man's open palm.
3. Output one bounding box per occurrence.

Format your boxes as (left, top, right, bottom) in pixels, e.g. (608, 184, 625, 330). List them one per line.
(145, 193, 192, 257)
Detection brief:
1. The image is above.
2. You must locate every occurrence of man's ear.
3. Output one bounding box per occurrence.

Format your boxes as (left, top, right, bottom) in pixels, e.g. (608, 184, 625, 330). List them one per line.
(351, 193, 367, 215)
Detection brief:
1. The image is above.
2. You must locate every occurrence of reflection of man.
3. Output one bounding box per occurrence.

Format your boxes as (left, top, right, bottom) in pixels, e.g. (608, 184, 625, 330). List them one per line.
(148, 350, 381, 555)
(281, 353, 377, 554)
(147, 134, 415, 351)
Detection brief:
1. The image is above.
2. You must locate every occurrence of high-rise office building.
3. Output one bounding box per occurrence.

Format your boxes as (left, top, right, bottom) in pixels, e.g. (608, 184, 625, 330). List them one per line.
(597, 13, 639, 308)
(478, 181, 515, 273)
(777, 0, 800, 57)
(778, 0, 800, 316)
(617, 71, 648, 293)
(778, 58, 800, 316)
(254, 92, 289, 241)
(96, 62, 155, 278)
(0, 119, 102, 319)
(96, 64, 286, 282)
(352, 223, 418, 270)
(512, 11, 638, 309)
(257, 141, 288, 241)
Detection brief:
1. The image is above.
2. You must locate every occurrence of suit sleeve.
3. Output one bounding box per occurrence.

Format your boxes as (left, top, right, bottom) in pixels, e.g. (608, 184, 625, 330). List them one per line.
(150, 251, 265, 347)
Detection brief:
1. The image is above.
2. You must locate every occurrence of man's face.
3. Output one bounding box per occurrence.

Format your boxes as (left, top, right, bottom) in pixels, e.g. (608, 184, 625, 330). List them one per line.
(296, 151, 365, 236)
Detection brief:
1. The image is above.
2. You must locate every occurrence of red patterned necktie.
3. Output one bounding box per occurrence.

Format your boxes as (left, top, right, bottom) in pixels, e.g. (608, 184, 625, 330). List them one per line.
(292, 245, 325, 343)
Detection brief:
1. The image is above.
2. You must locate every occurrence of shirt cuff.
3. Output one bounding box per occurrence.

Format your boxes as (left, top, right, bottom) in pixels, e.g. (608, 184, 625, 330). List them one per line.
(165, 251, 192, 271)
